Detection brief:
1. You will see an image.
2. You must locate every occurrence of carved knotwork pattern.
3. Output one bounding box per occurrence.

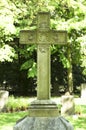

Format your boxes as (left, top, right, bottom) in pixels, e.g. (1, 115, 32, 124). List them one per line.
(38, 45, 49, 53)
(51, 31, 67, 44)
(38, 13, 50, 30)
(39, 22, 48, 29)
(37, 32, 50, 44)
(28, 31, 36, 43)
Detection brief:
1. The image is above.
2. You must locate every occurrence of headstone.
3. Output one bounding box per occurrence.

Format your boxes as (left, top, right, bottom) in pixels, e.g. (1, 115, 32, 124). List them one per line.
(61, 92, 75, 115)
(81, 83, 86, 98)
(0, 90, 9, 112)
(14, 12, 73, 130)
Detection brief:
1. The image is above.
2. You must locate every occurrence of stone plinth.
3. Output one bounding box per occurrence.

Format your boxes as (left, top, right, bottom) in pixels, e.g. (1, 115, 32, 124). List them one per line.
(28, 100, 59, 117)
(61, 95, 75, 115)
(81, 83, 86, 98)
(0, 90, 9, 112)
(14, 116, 74, 130)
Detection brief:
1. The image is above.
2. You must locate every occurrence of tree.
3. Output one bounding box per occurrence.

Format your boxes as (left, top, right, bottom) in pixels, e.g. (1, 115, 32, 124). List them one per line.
(0, 0, 17, 62)
(0, 0, 86, 94)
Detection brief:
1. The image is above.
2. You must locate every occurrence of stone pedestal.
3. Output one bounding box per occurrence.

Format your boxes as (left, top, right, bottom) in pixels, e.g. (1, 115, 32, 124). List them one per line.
(0, 90, 9, 112)
(28, 100, 59, 117)
(61, 95, 75, 115)
(14, 99, 74, 130)
(81, 83, 86, 98)
(14, 116, 73, 130)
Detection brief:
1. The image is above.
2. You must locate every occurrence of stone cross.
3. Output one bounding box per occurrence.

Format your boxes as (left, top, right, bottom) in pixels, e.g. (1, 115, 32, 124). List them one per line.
(14, 12, 73, 130)
(20, 12, 67, 100)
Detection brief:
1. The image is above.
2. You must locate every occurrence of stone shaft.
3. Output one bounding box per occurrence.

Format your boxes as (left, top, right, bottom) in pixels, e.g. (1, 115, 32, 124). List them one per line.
(37, 45, 50, 99)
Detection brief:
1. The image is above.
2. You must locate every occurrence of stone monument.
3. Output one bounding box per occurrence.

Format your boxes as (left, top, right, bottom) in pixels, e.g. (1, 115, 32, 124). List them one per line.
(14, 12, 73, 130)
(81, 83, 86, 98)
(0, 90, 9, 112)
(61, 92, 75, 115)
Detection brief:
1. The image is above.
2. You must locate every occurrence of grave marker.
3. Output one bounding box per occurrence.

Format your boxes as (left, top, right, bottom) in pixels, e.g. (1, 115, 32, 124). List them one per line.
(14, 12, 74, 130)
(0, 90, 9, 112)
(19, 12, 67, 117)
(81, 83, 86, 98)
(20, 12, 67, 101)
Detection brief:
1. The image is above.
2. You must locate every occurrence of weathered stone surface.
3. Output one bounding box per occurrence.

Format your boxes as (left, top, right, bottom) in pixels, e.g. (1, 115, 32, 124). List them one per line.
(61, 95, 75, 115)
(0, 90, 9, 112)
(37, 44, 50, 100)
(81, 83, 86, 98)
(14, 116, 74, 130)
(29, 100, 59, 117)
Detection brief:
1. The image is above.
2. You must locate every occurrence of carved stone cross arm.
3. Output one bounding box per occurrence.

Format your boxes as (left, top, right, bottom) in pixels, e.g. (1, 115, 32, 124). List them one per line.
(20, 30, 67, 45)
(20, 12, 67, 45)
(20, 30, 37, 45)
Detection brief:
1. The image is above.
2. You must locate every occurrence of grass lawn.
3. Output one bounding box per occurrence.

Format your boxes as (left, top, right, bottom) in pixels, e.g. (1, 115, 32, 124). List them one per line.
(66, 105, 86, 130)
(0, 111, 28, 130)
(68, 116, 86, 130)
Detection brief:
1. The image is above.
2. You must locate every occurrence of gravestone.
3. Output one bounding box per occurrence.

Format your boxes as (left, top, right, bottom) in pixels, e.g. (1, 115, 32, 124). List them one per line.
(0, 90, 9, 112)
(81, 83, 86, 98)
(61, 92, 75, 115)
(14, 12, 73, 130)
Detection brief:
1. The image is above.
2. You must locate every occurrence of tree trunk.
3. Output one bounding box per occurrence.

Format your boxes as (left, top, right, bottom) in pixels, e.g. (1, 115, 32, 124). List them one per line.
(67, 42, 73, 94)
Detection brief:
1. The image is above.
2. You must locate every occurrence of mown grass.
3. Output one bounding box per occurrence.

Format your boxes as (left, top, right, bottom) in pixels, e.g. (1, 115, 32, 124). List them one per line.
(66, 105, 86, 130)
(0, 111, 28, 130)
(66, 116, 86, 130)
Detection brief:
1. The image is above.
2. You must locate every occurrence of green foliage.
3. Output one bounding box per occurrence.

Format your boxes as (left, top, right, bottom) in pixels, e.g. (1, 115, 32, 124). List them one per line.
(27, 62, 37, 78)
(0, 0, 86, 78)
(0, 44, 16, 62)
(20, 60, 34, 70)
(19, 45, 37, 78)
(0, 0, 17, 62)
(59, 49, 70, 68)
(77, 36, 86, 75)
(6, 96, 29, 110)
(20, 60, 37, 78)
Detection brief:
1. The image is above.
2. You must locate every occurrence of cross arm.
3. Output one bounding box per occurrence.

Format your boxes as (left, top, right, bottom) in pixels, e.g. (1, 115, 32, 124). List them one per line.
(50, 30, 67, 45)
(19, 29, 67, 45)
(19, 30, 37, 44)
(36, 30, 67, 45)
